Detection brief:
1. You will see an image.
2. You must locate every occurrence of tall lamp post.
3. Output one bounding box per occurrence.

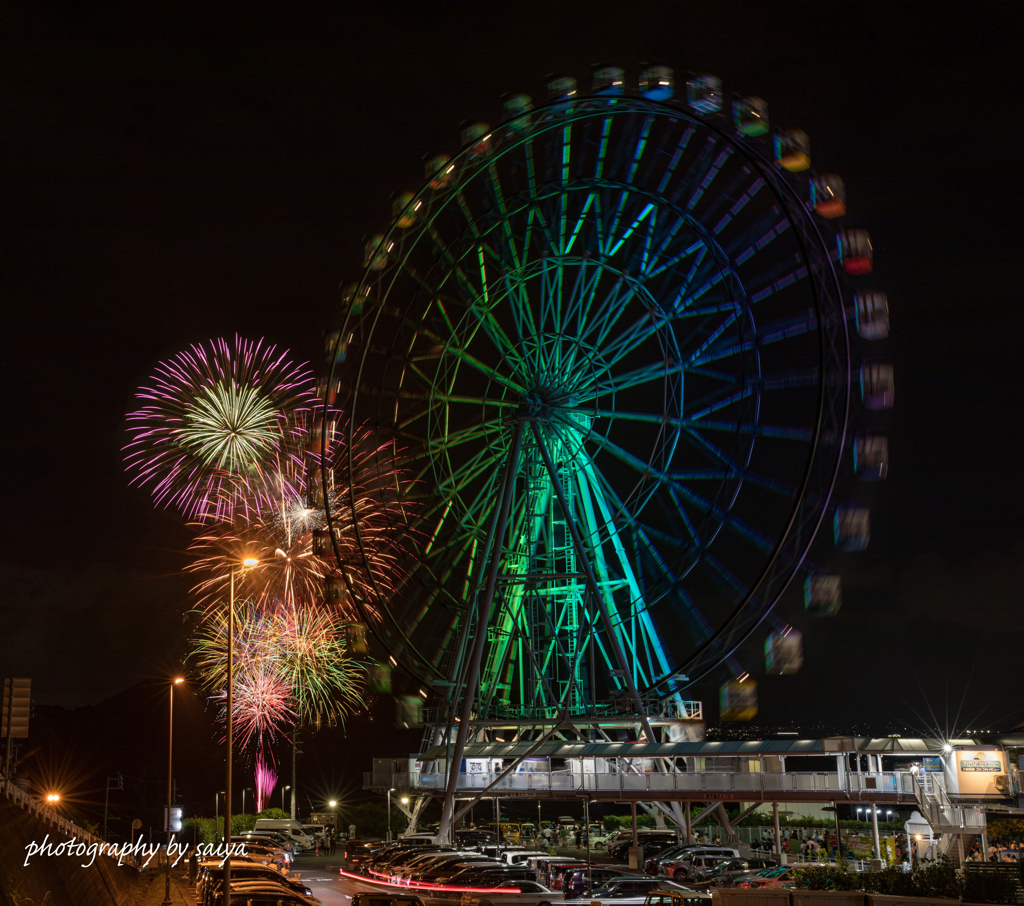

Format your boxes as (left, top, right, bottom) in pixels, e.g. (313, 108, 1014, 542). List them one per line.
(216, 791, 224, 831)
(387, 788, 394, 842)
(163, 677, 184, 906)
(282, 785, 291, 812)
(224, 557, 259, 900)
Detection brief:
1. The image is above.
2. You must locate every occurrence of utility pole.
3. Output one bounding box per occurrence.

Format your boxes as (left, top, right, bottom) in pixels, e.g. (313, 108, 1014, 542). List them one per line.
(103, 773, 123, 841)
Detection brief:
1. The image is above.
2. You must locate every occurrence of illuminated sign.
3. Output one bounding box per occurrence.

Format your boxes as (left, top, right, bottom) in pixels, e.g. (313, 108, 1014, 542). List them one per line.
(960, 758, 1001, 773)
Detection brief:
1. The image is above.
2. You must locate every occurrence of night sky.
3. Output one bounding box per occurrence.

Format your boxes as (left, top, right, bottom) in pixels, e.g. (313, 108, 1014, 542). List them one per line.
(2, 2, 1022, 742)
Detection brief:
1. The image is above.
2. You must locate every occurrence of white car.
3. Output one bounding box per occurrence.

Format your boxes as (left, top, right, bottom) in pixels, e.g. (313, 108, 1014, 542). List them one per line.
(501, 850, 551, 866)
(461, 880, 557, 906)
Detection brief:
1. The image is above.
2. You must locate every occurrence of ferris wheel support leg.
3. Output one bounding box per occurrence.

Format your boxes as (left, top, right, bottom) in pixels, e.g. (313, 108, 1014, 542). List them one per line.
(437, 419, 526, 844)
(530, 422, 656, 743)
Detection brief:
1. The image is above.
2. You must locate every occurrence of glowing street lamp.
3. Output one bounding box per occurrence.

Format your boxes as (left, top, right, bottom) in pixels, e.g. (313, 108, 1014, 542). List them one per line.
(46, 794, 60, 803)
(163, 677, 185, 906)
(224, 557, 258, 898)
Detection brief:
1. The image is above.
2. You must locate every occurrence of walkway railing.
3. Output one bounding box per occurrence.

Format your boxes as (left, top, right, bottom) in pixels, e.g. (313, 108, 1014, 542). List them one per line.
(2, 774, 106, 848)
(366, 769, 920, 798)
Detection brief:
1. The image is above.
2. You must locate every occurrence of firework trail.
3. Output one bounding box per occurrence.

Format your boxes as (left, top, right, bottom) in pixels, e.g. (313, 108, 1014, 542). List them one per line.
(124, 336, 318, 522)
(255, 754, 278, 814)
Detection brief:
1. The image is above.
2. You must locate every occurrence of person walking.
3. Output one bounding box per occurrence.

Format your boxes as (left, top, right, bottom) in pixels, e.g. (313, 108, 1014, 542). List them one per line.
(329, 830, 337, 856)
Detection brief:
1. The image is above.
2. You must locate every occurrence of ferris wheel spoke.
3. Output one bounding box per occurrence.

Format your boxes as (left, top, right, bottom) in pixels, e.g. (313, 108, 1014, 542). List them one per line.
(685, 145, 734, 212)
(700, 552, 750, 603)
(684, 310, 742, 364)
(486, 163, 523, 273)
(575, 466, 673, 682)
(575, 356, 680, 403)
(694, 307, 818, 366)
(579, 426, 773, 553)
(705, 174, 767, 236)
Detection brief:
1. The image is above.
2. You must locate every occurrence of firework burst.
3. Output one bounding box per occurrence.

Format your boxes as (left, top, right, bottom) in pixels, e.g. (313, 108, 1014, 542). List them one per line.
(124, 336, 317, 521)
(190, 600, 364, 737)
(187, 421, 411, 618)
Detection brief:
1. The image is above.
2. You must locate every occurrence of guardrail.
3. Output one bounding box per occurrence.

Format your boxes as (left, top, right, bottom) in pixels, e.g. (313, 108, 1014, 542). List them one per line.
(2, 774, 106, 848)
(366, 770, 920, 798)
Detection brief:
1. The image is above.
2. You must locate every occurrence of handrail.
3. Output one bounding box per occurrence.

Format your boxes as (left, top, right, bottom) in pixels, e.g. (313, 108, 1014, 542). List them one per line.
(2, 775, 107, 849)
(366, 769, 920, 798)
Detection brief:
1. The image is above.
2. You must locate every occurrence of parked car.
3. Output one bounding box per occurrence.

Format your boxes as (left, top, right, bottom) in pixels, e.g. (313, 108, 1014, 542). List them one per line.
(561, 867, 624, 898)
(224, 884, 323, 906)
(608, 834, 678, 862)
(563, 879, 693, 906)
(461, 880, 556, 906)
(345, 839, 386, 870)
(502, 850, 550, 867)
(691, 858, 777, 889)
(660, 847, 741, 881)
(448, 868, 536, 888)
(642, 888, 711, 906)
(738, 866, 798, 889)
(208, 875, 317, 906)
(352, 895, 428, 906)
(197, 861, 306, 906)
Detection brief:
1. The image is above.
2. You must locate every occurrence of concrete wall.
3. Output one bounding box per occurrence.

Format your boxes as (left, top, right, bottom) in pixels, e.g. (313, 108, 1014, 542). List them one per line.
(0, 799, 138, 906)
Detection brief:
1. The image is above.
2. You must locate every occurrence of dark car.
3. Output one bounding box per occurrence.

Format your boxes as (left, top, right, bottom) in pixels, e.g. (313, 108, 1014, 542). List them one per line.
(207, 873, 315, 906)
(562, 868, 624, 899)
(346, 839, 387, 870)
(352, 895, 429, 906)
(449, 868, 535, 887)
(608, 835, 677, 862)
(225, 882, 323, 906)
(691, 858, 777, 890)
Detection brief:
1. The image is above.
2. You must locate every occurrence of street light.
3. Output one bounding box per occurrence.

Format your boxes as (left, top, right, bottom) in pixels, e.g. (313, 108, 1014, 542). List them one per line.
(216, 791, 225, 828)
(387, 788, 395, 842)
(46, 794, 60, 803)
(163, 677, 184, 906)
(224, 557, 259, 899)
(242, 787, 252, 824)
(281, 785, 291, 811)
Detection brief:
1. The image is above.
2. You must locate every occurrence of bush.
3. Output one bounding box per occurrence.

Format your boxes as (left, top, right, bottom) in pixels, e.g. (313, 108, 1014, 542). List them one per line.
(792, 861, 864, 891)
(181, 817, 222, 846)
(257, 808, 290, 820)
(963, 864, 1024, 905)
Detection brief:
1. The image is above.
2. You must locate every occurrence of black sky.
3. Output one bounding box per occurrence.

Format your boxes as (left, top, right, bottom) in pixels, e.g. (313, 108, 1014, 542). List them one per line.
(1, 2, 1022, 733)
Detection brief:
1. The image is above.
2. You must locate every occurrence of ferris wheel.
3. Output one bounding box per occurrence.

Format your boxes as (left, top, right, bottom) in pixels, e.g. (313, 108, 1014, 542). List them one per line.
(323, 65, 889, 726)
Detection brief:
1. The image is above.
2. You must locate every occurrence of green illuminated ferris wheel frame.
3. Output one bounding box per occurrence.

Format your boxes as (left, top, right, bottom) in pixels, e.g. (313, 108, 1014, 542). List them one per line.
(326, 93, 849, 719)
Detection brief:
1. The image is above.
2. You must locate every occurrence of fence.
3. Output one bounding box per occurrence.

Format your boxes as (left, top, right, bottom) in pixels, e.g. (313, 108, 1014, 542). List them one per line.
(2, 773, 106, 849)
(370, 770, 919, 798)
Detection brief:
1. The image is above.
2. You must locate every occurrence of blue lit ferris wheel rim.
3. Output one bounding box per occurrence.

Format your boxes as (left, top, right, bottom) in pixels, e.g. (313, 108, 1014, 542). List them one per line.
(325, 94, 850, 696)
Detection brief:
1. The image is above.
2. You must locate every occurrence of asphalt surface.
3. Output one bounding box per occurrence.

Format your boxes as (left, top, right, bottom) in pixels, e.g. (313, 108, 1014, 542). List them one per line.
(289, 851, 630, 906)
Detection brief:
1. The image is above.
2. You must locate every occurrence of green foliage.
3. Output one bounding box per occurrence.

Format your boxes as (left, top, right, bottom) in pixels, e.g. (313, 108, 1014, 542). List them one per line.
(337, 801, 404, 839)
(794, 856, 966, 900)
(602, 814, 657, 831)
(257, 808, 290, 820)
(231, 813, 256, 835)
(987, 818, 1024, 842)
(181, 817, 222, 845)
(791, 860, 864, 891)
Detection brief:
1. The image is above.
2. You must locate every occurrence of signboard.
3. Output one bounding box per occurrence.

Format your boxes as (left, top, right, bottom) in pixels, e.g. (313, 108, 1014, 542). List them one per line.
(921, 756, 941, 772)
(1, 679, 31, 739)
(163, 806, 182, 833)
(960, 757, 1001, 772)
(942, 747, 1006, 797)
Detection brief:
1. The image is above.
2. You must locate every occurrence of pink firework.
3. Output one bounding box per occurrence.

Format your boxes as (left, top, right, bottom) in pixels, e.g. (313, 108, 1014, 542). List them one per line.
(212, 660, 297, 750)
(255, 754, 278, 814)
(123, 336, 318, 522)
